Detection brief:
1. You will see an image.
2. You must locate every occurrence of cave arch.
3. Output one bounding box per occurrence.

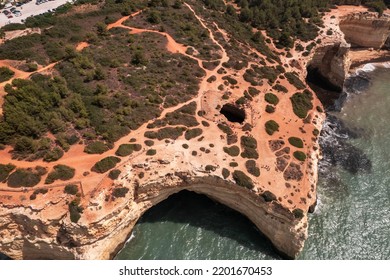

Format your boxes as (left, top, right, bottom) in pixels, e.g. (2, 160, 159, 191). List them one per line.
(114, 190, 279, 259)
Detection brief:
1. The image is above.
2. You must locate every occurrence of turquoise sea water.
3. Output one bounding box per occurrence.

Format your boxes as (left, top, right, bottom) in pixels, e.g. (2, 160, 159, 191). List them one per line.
(115, 68, 390, 260)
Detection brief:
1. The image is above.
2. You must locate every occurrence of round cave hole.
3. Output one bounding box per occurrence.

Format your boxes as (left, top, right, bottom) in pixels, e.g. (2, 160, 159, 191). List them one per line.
(220, 104, 246, 124)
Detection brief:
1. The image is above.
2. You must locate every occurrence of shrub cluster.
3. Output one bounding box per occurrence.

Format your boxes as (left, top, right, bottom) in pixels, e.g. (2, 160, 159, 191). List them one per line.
(293, 151, 307, 161)
(264, 93, 279, 105)
(108, 169, 121, 180)
(7, 168, 43, 188)
(115, 143, 142, 157)
(45, 164, 75, 184)
(240, 136, 259, 159)
(245, 160, 260, 177)
(290, 90, 313, 118)
(223, 145, 240, 157)
(84, 141, 110, 154)
(233, 170, 254, 189)
(288, 137, 304, 148)
(0, 163, 16, 182)
(0, 67, 15, 83)
(64, 184, 79, 195)
(112, 187, 129, 198)
(185, 128, 203, 140)
(92, 156, 121, 173)
(265, 120, 279, 136)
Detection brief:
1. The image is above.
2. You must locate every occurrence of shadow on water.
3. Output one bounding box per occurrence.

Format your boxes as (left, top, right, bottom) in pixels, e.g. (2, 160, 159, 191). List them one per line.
(129, 190, 282, 259)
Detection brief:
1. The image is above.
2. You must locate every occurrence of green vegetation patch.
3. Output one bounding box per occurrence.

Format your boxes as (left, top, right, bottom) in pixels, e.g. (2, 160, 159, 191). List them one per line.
(285, 72, 306, 90)
(0, 163, 16, 182)
(293, 208, 305, 219)
(290, 90, 313, 119)
(265, 120, 279, 136)
(7, 168, 43, 188)
(45, 164, 75, 184)
(222, 168, 230, 179)
(261, 191, 277, 202)
(69, 199, 83, 223)
(288, 137, 304, 148)
(293, 151, 307, 161)
(232, 170, 254, 189)
(265, 105, 275, 113)
(0, 67, 15, 83)
(184, 128, 203, 140)
(144, 127, 185, 140)
(92, 156, 121, 173)
(240, 136, 259, 159)
(108, 169, 121, 180)
(115, 144, 142, 157)
(29, 188, 48, 200)
(205, 165, 217, 172)
(245, 160, 260, 177)
(223, 145, 240, 157)
(265, 93, 279, 105)
(112, 187, 129, 198)
(64, 184, 79, 195)
(146, 149, 157, 156)
(84, 141, 110, 154)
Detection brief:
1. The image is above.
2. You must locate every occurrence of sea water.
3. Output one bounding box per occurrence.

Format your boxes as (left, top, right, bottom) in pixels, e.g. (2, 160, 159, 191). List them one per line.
(115, 68, 390, 260)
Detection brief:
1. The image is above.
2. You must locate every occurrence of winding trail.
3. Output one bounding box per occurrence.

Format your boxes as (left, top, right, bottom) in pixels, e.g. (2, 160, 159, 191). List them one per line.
(0, 4, 231, 192)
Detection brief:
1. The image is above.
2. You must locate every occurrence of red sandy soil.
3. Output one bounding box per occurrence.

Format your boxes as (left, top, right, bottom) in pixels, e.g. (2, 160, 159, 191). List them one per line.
(0, 5, 323, 217)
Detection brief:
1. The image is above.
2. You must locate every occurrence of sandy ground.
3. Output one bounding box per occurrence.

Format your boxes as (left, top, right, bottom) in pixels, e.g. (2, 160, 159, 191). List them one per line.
(0, 5, 324, 216)
(0, 0, 72, 27)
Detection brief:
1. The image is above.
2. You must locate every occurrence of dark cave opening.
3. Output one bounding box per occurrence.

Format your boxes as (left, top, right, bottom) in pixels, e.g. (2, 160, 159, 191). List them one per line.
(220, 104, 246, 123)
(306, 65, 346, 111)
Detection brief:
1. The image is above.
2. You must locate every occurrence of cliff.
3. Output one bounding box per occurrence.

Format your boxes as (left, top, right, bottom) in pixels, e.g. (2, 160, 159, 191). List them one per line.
(340, 12, 390, 49)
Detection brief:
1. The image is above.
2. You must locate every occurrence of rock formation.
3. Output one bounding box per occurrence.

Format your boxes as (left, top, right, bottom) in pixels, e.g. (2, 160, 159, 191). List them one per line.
(340, 12, 390, 49)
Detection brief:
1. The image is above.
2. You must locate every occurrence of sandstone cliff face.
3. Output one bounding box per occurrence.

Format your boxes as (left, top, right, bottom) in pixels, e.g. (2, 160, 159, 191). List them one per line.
(308, 41, 351, 91)
(340, 12, 390, 49)
(0, 175, 308, 260)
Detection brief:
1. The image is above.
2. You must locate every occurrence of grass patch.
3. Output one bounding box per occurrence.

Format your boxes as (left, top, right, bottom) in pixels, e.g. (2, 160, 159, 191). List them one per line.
(45, 165, 75, 184)
(265, 120, 279, 135)
(232, 170, 254, 189)
(290, 90, 313, 118)
(288, 137, 304, 148)
(115, 144, 142, 157)
(84, 141, 110, 154)
(92, 156, 121, 173)
(293, 151, 307, 161)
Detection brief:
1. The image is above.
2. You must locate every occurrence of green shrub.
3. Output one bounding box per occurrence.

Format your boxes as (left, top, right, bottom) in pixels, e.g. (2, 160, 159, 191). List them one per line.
(84, 141, 110, 154)
(115, 144, 142, 157)
(69, 199, 83, 223)
(288, 137, 304, 148)
(273, 84, 288, 93)
(313, 129, 320, 136)
(248, 87, 260, 97)
(316, 106, 323, 113)
(293, 151, 307, 161)
(144, 140, 154, 147)
(233, 170, 254, 189)
(222, 168, 230, 179)
(108, 169, 121, 180)
(223, 145, 240, 157)
(112, 187, 129, 198)
(205, 165, 217, 172)
(285, 72, 305, 89)
(293, 208, 305, 219)
(7, 169, 42, 188)
(185, 128, 203, 140)
(144, 127, 185, 140)
(245, 160, 260, 177)
(64, 184, 79, 195)
(229, 162, 238, 167)
(43, 147, 64, 162)
(217, 123, 233, 135)
(240, 136, 259, 159)
(290, 90, 313, 118)
(146, 149, 157, 156)
(30, 188, 48, 200)
(182, 143, 189, 149)
(265, 93, 279, 105)
(45, 164, 75, 184)
(261, 191, 276, 202)
(265, 120, 279, 135)
(0, 67, 15, 83)
(0, 163, 16, 182)
(92, 156, 121, 173)
(265, 105, 275, 113)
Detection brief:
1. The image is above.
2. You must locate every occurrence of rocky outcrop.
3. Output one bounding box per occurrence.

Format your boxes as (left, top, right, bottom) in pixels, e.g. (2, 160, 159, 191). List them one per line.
(340, 12, 390, 49)
(0, 174, 308, 260)
(308, 41, 351, 91)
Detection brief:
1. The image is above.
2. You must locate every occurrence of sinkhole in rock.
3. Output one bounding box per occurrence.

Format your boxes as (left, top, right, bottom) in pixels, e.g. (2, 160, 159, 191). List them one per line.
(220, 104, 245, 123)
